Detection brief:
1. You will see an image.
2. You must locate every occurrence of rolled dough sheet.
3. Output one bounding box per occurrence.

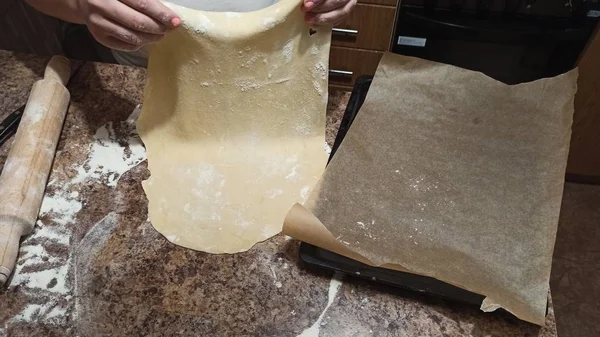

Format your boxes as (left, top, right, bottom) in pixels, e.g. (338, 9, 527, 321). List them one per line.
(137, 0, 331, 253)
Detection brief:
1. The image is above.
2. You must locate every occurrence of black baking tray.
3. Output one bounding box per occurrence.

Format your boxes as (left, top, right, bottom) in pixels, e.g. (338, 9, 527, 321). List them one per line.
(300, 75, 486, 307)
(300, 76, 551, 316)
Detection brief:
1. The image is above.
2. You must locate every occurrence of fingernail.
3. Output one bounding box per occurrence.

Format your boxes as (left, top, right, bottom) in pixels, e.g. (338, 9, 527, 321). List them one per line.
(305, 1, 315, 9)
(171, 17, 181, 27)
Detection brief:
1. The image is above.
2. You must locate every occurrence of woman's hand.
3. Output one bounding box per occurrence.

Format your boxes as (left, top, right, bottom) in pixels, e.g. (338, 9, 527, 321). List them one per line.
(76, 0, 181, 51)
(301, 0, 357, 25)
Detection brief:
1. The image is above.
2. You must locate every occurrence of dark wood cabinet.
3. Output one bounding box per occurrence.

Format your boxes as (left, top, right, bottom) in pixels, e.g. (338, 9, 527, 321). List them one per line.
(329, 1, 399, 90)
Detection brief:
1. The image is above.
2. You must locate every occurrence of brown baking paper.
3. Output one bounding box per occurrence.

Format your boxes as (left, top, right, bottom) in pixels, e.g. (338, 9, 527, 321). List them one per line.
(283, 53, 578, 325)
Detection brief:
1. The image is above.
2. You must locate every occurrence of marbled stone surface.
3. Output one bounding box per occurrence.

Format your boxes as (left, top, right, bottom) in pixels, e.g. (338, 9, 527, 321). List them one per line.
(551, 183, 600, 337)
(0, 50, 587, 337)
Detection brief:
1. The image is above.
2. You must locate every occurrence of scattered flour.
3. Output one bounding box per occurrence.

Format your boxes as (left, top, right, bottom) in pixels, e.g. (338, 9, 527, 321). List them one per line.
(241, 52, 268, 68)
(285, 166, 298, 180)
(72, 105, 147, 187)
(313, 81, 323, 95)
(297, 273, 344, 337)
(6, 105, 147, 328)
(11, 263, 70, 295)
(39, 192, 82, 226)
(235, 77, 291, 92)
(263, 17, 277, 28)
(8, 187, 80, 326)
(267, 189, 284, 199)
(300, 186, 310, 203)
(25, 102, 45, 125)
(190, 14, 215, 35)
(8, 304, 67, 323)
(313, 62, 327, 80)
(282, 40, 294, 63)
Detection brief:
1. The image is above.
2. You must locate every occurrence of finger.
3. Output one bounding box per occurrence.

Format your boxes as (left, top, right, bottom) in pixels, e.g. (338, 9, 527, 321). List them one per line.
(102, 35, 144, 51)
(92, 0, 166, 34)
(89, 13, 163, 48)
(119, 0, 181, 27)
(303, 0, 347, 13)
(301, 0, 325, 12)
(305, 1, 354, 25)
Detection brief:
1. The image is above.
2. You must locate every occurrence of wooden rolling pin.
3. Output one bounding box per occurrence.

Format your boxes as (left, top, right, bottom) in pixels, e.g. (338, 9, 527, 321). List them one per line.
(0, 56, 72, 286)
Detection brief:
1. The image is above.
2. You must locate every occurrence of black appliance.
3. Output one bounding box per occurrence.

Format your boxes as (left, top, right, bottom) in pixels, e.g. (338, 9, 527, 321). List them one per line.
(393, 0, 600, 84)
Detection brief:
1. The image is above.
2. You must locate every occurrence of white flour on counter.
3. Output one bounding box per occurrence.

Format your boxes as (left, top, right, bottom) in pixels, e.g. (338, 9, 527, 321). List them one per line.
(6, 105, 147, 327)
(297, 273, 344, 337)
(8, 187, 81, 326)
(72, 105, 146, 186)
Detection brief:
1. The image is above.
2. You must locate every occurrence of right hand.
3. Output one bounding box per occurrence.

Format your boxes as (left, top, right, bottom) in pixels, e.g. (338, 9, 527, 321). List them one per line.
(77, 0, 181, 51)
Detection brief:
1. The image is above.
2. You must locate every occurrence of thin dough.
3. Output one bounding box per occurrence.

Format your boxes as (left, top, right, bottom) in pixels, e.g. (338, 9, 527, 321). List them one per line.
(137, 0, 331, 253)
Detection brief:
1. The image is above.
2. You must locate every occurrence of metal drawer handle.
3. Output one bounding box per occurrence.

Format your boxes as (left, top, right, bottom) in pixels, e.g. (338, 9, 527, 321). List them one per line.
(329, 69, 354, 76)
(332, 28, 359, 35)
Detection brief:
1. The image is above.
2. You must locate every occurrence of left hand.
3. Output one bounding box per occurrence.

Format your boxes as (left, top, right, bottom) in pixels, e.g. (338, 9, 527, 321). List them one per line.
(301, 0, 357, 25)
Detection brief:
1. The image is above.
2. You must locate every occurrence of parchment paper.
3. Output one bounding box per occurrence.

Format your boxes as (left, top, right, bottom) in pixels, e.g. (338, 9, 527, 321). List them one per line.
(283, 53, 578, 325)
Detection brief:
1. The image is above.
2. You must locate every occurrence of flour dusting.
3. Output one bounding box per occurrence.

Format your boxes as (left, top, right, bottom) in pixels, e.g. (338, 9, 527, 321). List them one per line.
(235, 77, 291, 92)
(313, 62, 327, 80)
(297, 273, 344, 337)
(189, 14, 215, 34)
(72, 105, 146, 186)
(12, 263, 70, 294)
(241, 52, 268, 68)
(263, 17, 277, 28)
(300, 186, 310, 203)
(6, 106, 147, 328)
(313, 80, 323, 95)
(282, 40, 294, 63)
(267, 189, 284, 199)
(8, 186, 79, 325)
(8, 304, 67, 324)
(39, 191, 82, 226)
(25, 102, 45, 125)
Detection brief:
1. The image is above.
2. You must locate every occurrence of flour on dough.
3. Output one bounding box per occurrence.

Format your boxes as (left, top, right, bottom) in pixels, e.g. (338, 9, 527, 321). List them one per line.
(137, 0, 331, 253)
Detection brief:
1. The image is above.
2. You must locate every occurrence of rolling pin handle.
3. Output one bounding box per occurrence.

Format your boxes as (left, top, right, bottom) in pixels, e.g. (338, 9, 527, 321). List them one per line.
(0, 217, 29, 287)
(0, 269, 8, 285)
(43, 56, 71, 86)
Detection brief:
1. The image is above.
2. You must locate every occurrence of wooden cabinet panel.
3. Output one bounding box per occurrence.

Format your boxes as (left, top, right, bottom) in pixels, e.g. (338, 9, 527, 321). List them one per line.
(358, 0, 398, 6)
(332, 4, 397, 51)
(567, 27, 600, 180)
(328, 47, 383, 87)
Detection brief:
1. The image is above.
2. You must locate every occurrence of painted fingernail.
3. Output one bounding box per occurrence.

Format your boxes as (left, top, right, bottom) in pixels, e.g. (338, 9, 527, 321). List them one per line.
(171, 17, 181, 27)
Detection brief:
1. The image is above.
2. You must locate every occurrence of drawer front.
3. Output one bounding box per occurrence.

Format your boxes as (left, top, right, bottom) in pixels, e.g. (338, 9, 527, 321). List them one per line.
(332, 4, 397, 51)
(358, 0, 398, 6)
(328, 47, 383, 87)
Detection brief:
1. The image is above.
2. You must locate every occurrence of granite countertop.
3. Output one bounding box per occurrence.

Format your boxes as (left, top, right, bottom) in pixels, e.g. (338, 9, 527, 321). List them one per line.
(0, 50, 559, 337)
